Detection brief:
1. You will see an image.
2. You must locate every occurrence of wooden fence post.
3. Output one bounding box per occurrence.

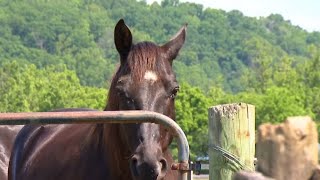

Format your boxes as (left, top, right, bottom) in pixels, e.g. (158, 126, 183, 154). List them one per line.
(256, 116, 318, 180)
(209, 103, 255, 180)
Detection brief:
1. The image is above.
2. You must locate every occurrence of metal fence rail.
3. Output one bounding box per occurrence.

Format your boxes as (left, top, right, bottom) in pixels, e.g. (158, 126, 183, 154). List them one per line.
(0, 110, 190, 180)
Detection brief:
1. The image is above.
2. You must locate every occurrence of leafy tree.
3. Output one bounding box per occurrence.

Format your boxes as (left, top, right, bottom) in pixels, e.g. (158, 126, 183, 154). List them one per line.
(0, 62, 106, 112)
(1, 0, 320, 157)
(175, 83, 210, 158)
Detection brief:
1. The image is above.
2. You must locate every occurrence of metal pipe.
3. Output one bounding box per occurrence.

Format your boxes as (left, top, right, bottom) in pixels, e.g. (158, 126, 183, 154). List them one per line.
(0, 110, 190, 179)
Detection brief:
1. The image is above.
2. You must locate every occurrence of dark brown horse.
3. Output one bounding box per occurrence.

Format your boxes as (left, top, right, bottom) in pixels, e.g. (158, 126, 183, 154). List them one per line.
(8, 19, 187, 180)
(0, 108, 95, 180)
(0, 109, 96, 180)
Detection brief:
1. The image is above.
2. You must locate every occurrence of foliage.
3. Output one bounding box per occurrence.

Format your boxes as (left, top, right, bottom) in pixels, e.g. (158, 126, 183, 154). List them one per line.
(0, 62, 106, 112)
(0, 0, 320, 159)
(1, 0, 319, 91)
(174, 83, 210, 158)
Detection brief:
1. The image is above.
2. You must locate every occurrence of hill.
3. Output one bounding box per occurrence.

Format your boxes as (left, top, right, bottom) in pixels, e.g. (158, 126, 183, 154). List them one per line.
(0, 0, 319, 158)
(1, 0, 319, 91)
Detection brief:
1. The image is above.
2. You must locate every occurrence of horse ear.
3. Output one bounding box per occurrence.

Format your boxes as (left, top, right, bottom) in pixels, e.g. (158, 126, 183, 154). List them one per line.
(114, 19, 132, 61)
(162, 24, 187, 61)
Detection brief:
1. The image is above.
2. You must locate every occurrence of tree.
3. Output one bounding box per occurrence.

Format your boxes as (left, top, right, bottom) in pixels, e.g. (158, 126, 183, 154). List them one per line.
(0, 62, 106, 112)
(175, 83, 210, 158)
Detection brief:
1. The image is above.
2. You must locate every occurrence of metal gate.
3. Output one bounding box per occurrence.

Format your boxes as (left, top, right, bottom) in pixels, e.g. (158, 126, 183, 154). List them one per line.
(0, 110, 191, 180)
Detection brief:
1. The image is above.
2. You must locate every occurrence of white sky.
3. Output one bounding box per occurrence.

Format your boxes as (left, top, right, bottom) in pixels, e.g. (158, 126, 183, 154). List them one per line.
(146, 0, 320, 32)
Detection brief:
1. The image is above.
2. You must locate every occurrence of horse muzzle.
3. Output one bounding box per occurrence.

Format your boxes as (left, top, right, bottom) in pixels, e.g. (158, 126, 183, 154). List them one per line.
(129, 152, 168, 180)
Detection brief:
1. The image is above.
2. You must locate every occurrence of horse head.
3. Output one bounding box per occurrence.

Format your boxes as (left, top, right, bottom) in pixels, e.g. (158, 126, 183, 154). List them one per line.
(106, 19, 187, 179)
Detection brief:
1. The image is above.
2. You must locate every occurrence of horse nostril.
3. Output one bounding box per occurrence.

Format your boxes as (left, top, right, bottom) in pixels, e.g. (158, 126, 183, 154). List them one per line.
(130, 156, 139, 176)
(159, 158, 168, 175)
(129, 155, 168, 178)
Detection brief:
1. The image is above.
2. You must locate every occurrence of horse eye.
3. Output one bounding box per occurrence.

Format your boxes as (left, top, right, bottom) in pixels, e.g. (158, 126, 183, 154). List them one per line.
(170, 86, 179, 99)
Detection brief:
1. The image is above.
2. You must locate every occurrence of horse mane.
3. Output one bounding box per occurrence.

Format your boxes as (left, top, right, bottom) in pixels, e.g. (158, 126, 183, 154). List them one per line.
(105, 41, 162, 111)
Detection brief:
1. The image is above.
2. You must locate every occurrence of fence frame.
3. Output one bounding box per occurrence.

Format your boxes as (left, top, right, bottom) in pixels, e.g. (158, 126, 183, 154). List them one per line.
(0, 110, 190, 180)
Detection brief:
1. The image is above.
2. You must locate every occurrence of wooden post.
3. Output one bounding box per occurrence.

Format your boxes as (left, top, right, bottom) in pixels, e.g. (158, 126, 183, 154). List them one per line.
(256, 116, 318, 180)
(209, 103, 255, 180)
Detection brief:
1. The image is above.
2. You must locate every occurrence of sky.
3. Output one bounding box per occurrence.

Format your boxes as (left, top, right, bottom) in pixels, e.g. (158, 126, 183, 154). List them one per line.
(146, 0, 320, 32)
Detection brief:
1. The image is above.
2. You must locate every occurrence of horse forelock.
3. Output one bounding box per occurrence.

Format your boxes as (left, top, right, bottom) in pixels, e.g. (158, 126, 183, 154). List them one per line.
(126, 42, 162, 81)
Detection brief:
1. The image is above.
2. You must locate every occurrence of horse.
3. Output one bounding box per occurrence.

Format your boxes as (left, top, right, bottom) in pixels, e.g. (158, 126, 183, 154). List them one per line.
(8, 19, 187, 180)
(0, 109, 96, 180)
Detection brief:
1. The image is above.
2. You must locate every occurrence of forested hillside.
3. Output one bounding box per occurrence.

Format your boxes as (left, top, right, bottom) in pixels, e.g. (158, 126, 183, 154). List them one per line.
(0, 0, 320, 158)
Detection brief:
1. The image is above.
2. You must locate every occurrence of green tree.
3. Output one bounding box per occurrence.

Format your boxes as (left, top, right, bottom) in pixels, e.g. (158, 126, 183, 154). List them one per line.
(0, 62, 106, 112)
(175, 83, 210, 158)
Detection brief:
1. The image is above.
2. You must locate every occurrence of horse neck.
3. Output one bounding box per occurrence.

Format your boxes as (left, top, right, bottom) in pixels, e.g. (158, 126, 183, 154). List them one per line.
(101, 123, 132, 179)
(103, 104, 123, 163)
(103, 101, 133, 178)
